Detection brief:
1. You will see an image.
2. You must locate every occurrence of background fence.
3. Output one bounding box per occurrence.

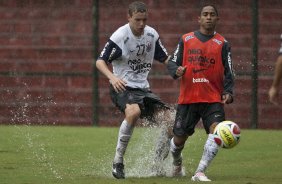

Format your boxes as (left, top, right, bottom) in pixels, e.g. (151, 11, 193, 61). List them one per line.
(0, 0, 281, 128)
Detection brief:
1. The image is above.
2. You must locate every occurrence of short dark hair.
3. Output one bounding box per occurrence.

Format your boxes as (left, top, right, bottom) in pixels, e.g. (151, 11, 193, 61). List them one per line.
(128, 1, 147, 16)
(200, 4, 219, 16)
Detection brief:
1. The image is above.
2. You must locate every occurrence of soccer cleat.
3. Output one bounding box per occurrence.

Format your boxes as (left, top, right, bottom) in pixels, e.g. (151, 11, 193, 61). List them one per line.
(172, 164, 185, 177)
(112, 163, 125, 179)
(171, 155, 185, 177)
(191, 172, 211, 182)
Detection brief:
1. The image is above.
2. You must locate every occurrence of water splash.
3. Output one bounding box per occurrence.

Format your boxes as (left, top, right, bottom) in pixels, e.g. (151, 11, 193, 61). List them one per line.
(126, 126, 173, 178)
(126, 107, 176, 178)
(9, 82, 63, 180)
(8, 84, 188, 179)
(8, 82, 58, 126)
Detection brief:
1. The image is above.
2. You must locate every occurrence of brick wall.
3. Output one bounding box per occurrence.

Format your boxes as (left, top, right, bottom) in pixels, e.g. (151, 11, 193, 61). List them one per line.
(0, 0, 93, 125)
(0, 0, 281, 128)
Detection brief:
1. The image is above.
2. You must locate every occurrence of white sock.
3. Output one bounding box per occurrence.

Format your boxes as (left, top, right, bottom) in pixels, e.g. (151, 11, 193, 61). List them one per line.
(195, 134, 219, 173)
(170, 137, 184, 166)
(113, 120, 134, 164)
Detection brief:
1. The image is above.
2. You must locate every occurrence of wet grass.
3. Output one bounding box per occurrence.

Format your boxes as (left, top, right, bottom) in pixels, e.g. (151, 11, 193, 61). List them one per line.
(0, 125, 281, 184)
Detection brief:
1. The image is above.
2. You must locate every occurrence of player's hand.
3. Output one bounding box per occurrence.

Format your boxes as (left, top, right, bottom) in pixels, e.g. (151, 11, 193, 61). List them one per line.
(109, 76, 127, 93)
(221, 93, 233, 104)
(176, 66, 186, 77)
(268, 86, 279, 105)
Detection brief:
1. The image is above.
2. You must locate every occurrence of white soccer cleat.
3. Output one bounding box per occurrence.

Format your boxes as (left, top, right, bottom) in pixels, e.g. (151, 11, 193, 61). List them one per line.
(191, 172, 211, 182)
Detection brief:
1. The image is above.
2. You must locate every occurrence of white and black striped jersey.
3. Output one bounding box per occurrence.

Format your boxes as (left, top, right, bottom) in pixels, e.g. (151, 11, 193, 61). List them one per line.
(98, 23, 168, 89)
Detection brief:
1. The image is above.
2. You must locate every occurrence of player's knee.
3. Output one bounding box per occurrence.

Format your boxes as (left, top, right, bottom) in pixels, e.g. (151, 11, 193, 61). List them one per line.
(173, 135, 188, 147)
(125, 104, 141, 121)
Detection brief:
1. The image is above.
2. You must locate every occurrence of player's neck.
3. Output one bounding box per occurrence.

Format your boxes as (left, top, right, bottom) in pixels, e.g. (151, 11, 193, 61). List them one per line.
(199, 28, 215, 36)
(132, 31, 143, 38)
(129, 26, 143, 38)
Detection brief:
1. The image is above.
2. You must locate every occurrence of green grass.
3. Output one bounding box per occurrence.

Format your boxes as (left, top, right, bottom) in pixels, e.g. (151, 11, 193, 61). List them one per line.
(0, 125, 281, 184)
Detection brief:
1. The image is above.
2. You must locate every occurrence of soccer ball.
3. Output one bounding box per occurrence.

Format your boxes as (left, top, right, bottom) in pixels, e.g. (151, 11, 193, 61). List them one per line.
(213, 121, 241, 149)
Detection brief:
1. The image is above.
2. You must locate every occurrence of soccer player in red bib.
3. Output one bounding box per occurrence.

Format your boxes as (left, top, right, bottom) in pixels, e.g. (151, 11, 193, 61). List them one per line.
(167, 4, 235, 181)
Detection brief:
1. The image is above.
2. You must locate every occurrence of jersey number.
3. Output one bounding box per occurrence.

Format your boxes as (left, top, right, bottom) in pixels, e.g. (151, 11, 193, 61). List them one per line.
(137, 44, 145, 56)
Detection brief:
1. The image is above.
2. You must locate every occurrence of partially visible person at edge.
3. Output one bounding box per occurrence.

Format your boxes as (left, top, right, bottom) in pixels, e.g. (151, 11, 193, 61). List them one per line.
(167, 4, 235, 182)
(95, 1, 183, 179)
(268, 34, 282, 105)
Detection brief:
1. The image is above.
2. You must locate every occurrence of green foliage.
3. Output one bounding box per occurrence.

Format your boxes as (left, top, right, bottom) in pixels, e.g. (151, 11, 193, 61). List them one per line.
(0, 126, 281, 184)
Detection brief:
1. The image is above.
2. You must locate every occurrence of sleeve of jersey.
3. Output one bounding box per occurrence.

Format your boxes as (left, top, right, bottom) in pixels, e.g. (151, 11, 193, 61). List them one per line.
(154, 38, 168, 63)
(222, 41, 235, 96)
(97, 39, 122, 64)
(167, 39, 184, 79)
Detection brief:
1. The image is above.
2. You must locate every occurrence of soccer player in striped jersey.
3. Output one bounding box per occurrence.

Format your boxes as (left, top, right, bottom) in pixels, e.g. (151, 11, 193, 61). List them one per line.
(96, 1, 182, 179)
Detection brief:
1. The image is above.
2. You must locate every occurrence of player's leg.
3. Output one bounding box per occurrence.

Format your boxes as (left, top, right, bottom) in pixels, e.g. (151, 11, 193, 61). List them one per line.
(150, 108, 174, 176)
(154, 126, 172, 162)
(112, 103, 141, 179)
(170, 135, 187, 176)
(153, 108, 173, 161)
(191, 132, 217, 182)
(141, 94, 173, 175)
(170, 104, 199, 177)
(110, 87, 143, 179)
(191, 103, 225, 182)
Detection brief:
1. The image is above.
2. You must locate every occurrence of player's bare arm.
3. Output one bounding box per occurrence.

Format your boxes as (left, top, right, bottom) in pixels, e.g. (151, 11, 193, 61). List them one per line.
(96, 59, 127, 93)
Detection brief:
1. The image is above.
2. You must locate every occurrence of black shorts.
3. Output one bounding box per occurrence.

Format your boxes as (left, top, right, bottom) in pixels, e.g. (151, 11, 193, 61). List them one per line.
(110, 85, 169, 121)
(173, 103, 225, 136)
